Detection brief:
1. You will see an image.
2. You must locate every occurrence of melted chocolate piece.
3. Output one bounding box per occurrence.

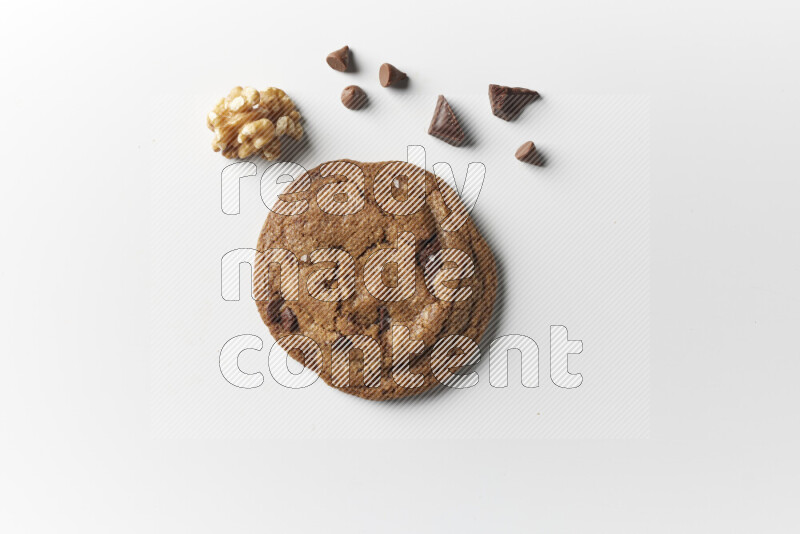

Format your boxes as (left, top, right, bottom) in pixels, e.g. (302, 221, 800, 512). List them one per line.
(280, 306, 299, 332)
(418, 234, 442, 273)
(334, 336, 353, 351)
(376, 305, 391, 333)
(266, 299, 284, 324)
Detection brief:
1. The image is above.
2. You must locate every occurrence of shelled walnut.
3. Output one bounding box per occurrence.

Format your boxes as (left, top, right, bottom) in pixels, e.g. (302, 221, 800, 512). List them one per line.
(207, 86, 303, 160)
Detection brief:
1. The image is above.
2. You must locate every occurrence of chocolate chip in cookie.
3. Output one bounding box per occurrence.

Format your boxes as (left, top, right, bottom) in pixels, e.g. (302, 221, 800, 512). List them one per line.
(267, 298, 299, 332)
(280, 306, 299, 332)
(266, 298, 284, 324)
(376, 305, 391, 333)
(418, 234, 442, 272)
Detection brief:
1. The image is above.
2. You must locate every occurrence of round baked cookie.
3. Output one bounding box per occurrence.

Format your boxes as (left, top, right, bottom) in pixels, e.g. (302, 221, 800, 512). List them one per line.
(255, 159, 496, 400)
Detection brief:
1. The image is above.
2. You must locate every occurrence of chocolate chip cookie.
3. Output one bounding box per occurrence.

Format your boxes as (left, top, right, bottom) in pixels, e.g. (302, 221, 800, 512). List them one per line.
(255, 159, 496, 400)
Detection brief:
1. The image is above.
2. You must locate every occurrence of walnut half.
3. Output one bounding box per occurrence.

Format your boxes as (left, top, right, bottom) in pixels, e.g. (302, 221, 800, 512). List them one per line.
(207, 86, 303, 160)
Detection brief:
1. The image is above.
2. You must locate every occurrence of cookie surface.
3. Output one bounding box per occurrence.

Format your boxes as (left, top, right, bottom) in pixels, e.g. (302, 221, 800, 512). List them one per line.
(255, 159, 496, 400)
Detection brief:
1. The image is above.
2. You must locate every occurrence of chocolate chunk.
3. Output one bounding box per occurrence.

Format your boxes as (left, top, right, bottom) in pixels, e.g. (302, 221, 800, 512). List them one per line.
(489, 84, 539, 121)
(417, 234, 442, 271)
(266, 299, 284, 324)
(348, 312, 361, 326)
(376, 305, 391, 333)
(322, 266, 339, 289)
(427, 95, 465, 147)
(341, 85, 367, 110)
(515, 141, 543, 165)
(326, 46, 350, 72)
(333, 336, 353, 351)
(379, 63, 407, 87)
(280, 306, 299, 332)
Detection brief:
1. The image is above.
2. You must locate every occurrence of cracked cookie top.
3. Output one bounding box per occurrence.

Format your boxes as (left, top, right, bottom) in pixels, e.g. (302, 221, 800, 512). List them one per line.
(255, 160, 496, 400)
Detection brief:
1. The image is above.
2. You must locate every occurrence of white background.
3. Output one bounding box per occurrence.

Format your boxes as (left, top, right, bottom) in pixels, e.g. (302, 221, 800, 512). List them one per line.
(150, 91, 649, 439)
(2, 0, 799, 531)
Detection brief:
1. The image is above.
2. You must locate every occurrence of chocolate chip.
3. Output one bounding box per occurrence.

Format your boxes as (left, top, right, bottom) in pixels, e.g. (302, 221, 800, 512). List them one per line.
(326, 46, 350, 72)
(418, 234, 442, 273)
(489, 84, 539, 121)
(515, 141, 543, 166)
(379, 63, 407, 87)
(341, 85, 367, 110)
(418, 234, 441, 261)
(280, 306, 299, 332)
(334, 336, 353, 351)
(322, 277, 337, 289)
(427, 95, 465, 147)
(376, 305, 391, 333)
(266, 299, 284, 324)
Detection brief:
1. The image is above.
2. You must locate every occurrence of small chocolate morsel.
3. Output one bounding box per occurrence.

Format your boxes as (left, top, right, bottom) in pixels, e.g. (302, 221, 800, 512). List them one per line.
(376, 305, 391, 333)
(379, 63, 407, 87)
(280, 306, 299, 332)
(341, 85, 367, 110)
(326, 46, 350, 72)
(417, 234, 442, 272)
(267, 299, 284, 324)
(427, 95, 465, 146)
(333, 335, 353, 352)
(489, 84, 539, 121)
(515, 141, 543, 165)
